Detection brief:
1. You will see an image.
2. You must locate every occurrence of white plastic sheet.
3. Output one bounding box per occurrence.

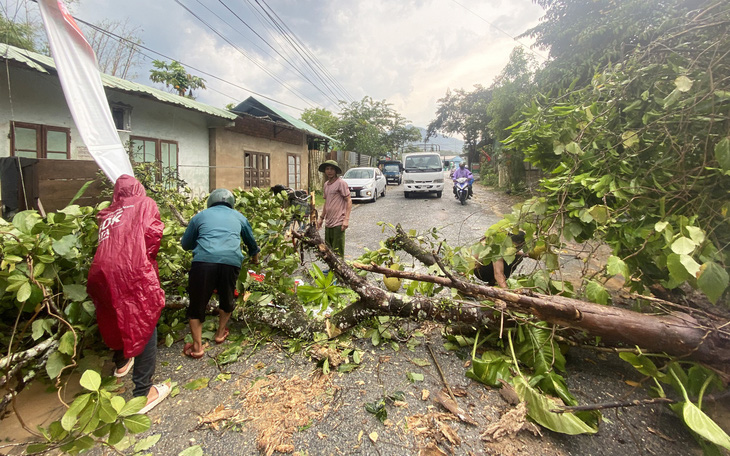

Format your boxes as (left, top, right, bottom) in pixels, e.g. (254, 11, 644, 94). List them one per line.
(38, 0, 133, 183)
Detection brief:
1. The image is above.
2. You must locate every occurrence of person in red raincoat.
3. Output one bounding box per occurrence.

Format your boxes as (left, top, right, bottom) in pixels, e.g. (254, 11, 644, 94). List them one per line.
(87, 174, 170, 413)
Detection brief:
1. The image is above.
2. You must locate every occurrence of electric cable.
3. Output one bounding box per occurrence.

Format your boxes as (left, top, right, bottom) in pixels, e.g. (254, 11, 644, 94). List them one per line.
(173, 0, 321, 109)
(201, 0, 340, 107)
(255, 0, 353, 103)
(74, 17, 308, 112)
(215, 0, 344, 106)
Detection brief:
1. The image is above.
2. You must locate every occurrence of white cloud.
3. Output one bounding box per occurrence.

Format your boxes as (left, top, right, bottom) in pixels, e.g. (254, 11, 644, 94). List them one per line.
(70, 0, 544, 127)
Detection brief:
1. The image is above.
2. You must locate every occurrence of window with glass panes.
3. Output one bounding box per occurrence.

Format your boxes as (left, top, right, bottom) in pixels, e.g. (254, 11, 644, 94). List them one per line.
(10, 122, 70, 159)
(130, 136, 179, 177)
(287, 154, 301, 188)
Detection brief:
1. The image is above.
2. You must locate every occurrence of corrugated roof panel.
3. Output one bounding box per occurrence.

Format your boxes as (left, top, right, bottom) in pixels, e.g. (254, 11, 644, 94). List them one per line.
(0, 43, 236, 121)
(0, 43, 50, 73)
(234, 96, 337, 142)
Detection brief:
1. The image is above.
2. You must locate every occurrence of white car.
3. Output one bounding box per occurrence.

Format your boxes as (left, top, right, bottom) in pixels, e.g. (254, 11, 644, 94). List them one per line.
(343, 167, 387, 202)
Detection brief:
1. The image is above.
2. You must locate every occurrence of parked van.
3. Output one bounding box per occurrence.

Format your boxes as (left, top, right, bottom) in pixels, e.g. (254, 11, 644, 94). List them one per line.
(402, 152, 445, 198)
(378, 160, 403, 185)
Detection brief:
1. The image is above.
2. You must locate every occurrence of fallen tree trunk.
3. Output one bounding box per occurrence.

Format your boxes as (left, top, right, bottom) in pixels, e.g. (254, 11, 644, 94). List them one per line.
(292, 225, 730, 375)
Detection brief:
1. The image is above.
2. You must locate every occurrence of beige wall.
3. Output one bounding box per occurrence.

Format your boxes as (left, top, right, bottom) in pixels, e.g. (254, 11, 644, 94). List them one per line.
(210, 117, 309, 191)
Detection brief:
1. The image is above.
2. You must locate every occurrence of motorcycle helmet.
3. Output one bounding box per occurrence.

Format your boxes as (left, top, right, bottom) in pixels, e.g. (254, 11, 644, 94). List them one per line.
(207, 188, 235, 208)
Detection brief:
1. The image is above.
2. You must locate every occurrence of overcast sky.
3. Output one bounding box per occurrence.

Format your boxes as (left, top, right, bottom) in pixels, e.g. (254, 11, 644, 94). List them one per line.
(64, 0, 545, 130)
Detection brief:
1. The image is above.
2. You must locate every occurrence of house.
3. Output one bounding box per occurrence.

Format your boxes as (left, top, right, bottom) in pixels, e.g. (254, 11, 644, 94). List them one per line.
(211, 96, 335, 192)
(0, 43, 332, 216)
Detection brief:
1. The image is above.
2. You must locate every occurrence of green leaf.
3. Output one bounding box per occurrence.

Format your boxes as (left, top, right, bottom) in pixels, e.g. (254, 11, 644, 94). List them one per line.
(621, 131, 639, 148)
(110, 395, 125, 413)
(587, 206, 609, 224)
(606, 256, 629, 279)
(123, 414, 152, 434)
(714, 137, 730, 172)
(671, 237, 696, 255)
(46, 351, 68, 379)
(585, 281, 610, 305)
(98, 395, 118, 424)
(513, 376, 597, 435)
(697, 262, 729, 304)
(466, 351, 511, 387)
(25, 444, 49, 453)
(674, 75, 693, 92)
(61, 393, 91, 431)
(679, 254, 701, 278)
(178, 445, 205, 456)
(184, 377, 210, 391)
(134, 434, 161, 452)
(12, 211, 42, 234)
(411, 358, 431, 367)
(63, 284, 88, 302)
(58, 331, 76, 355)
(79, 370, 102, 391)
(119, 396, 148, 417)
(16, 281, 31, 302)
(107, 422, 126, 446)
(52, 235, 78, 259)
(685, 226, 705, 245)
(406, 372, 424, 382)
(619, 352, 664, 379)
(681, 401, 730, 449)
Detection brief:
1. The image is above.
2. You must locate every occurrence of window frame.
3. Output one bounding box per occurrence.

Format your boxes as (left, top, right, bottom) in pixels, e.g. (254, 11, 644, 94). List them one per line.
(287, 154, 301, 189)
(10, 121, 71, 160)
(129, 135, 179, 178)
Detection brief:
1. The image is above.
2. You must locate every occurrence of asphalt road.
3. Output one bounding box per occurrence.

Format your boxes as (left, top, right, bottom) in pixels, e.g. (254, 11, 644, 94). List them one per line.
(340, 173, 503, 262)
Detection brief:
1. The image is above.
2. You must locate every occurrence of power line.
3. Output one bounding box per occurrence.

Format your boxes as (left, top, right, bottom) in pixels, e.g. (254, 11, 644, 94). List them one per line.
(173, 0, 322, 109)
(449, 0, 549, 62)
(211, 0, 342, 107)
(255, 0, 353, 103)
(251, 0, 344, 103)
(73, 16, 308, 112)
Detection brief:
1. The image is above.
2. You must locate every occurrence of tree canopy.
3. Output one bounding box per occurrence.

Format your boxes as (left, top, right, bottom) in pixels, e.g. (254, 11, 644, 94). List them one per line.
(300, 97, 421, 158)
(149, 60, 206, 98)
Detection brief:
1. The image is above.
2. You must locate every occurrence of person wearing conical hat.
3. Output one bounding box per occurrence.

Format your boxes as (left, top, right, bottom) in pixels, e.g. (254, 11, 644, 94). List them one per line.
(316, 160, 352, 257)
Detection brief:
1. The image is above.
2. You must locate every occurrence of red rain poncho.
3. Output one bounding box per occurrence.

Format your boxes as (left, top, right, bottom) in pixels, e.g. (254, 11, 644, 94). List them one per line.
(87, 175, 165, 358)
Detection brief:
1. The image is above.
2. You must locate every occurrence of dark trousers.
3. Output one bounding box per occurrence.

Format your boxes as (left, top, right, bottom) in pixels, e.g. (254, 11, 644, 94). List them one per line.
(114, 328, 157, 397)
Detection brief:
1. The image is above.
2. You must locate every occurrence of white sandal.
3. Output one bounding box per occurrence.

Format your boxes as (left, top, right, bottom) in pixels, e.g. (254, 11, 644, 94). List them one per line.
(114, 358, 134, 378)
(139, 383, 171, 414)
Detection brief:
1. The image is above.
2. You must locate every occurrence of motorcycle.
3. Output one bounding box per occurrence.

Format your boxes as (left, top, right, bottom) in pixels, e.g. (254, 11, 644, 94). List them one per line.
(454, 177, 470, 205)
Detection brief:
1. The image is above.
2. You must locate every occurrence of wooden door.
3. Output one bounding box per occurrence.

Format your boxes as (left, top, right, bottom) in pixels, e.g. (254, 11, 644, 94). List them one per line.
(244, 152, 271, 189)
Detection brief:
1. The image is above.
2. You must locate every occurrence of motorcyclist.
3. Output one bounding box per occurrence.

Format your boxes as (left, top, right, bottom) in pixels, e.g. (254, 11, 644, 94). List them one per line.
(452, 162, 474, 198)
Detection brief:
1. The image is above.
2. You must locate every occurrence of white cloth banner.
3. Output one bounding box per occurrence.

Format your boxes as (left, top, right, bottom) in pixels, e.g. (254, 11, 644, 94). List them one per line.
(38, 0, 133, 183)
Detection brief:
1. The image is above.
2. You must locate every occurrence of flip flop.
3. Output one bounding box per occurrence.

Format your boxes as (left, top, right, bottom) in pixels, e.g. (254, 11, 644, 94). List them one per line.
(183, 343, 206, 359)
(139, 382, 171, 414)
(214, 328, 230, 345)
(114, 358, 134, 378)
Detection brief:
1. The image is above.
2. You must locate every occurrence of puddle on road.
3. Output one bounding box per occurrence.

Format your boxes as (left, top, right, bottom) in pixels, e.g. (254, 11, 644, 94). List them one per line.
(0, 374, 82, 453)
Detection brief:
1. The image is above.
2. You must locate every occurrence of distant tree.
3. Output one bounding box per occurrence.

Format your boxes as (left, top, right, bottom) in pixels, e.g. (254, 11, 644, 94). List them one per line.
(83, 18, 143, 78)
(427, 86, 494, 166)
(0, 11, 39, 51)
(300, 107, 339, 138)
(336, 96, 418, 159)
(149, 60, 206, 98)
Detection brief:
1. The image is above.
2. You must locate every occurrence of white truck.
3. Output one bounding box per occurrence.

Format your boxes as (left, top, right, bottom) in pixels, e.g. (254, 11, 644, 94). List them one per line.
(402, 152, 445, 198)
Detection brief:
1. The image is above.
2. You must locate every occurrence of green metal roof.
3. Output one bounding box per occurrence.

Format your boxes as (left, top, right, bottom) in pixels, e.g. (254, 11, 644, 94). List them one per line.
(0, 43, 236, 121)
(232, 96, 337, 142)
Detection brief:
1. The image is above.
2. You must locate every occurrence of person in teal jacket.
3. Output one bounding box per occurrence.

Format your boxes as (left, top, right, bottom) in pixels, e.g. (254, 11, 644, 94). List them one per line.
(181, 188, 260, 358)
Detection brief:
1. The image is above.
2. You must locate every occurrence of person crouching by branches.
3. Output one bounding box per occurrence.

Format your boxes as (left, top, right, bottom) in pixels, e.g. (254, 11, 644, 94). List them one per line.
(181, 188, 260, 358)
(474, 232, 526, 288)
(87, 174, 171, 414)
(317, 160, 352, 257)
